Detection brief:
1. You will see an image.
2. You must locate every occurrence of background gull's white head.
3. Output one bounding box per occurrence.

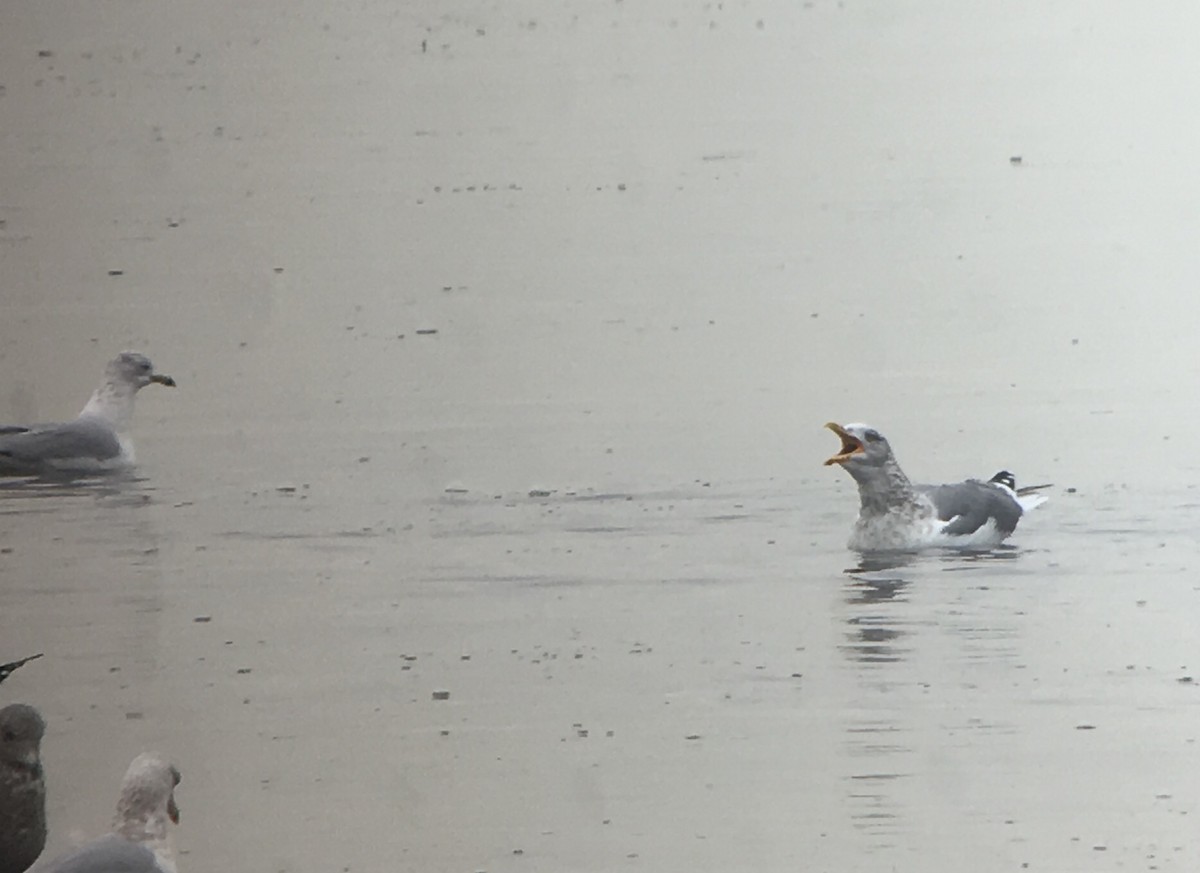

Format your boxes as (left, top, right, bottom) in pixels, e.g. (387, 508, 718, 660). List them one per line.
(78, 351, 176, 429)
(114, 751, 181, 839)
(105, 352, 177, 392)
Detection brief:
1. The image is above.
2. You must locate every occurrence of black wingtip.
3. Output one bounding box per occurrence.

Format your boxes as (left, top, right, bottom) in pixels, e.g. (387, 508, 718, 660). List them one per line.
(1015, 483, 1053, 496)
(0, 652, 44, 685)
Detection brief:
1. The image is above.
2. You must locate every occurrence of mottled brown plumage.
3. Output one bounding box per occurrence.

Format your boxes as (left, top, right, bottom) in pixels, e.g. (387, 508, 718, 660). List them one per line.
(0, 704, 46, 873)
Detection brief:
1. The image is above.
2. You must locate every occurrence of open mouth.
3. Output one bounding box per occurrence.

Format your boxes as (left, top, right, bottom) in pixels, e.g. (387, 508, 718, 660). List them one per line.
(823, 422, 864, 466)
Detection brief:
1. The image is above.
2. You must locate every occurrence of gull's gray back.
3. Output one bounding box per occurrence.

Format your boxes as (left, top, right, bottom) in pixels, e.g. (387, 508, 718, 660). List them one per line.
(35, 834, 164, 873)
(0, 419, 121, 472)
(919, 480, 1022, 536)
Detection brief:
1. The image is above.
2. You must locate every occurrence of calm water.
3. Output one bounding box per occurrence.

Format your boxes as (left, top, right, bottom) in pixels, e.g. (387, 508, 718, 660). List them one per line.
(2, 2, 1200, 871)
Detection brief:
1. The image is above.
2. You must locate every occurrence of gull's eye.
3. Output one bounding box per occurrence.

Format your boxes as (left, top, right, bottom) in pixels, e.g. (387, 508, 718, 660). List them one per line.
(864, 430, 882, 443)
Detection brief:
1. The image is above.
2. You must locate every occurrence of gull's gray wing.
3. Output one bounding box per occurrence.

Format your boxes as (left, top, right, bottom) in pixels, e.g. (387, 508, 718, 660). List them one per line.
(0, 419, 120, 473)
(34, 834, 164, 873)
(920, 480, 1022, 536)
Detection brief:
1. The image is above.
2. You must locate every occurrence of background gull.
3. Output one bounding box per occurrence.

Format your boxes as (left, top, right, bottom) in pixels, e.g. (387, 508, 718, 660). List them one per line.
(824, 421, 1049, 551)
(0, 353, 174, 477)
(0, 704, 47, 873)
(35, 752, 181, 873)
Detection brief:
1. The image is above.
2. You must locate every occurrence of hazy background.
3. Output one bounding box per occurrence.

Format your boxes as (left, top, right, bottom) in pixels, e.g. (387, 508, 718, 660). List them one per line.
(2, 2, 1200, 871)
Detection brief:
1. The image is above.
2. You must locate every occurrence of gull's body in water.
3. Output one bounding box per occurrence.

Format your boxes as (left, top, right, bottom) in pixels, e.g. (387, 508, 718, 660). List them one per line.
(0, 352, 174, 477)
(36, 752, 181, 873)
(824, 422, 1049, 551)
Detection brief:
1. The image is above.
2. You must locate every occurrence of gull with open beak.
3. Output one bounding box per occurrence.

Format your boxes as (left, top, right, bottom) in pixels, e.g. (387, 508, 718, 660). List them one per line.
(824, 422, 1049, 551)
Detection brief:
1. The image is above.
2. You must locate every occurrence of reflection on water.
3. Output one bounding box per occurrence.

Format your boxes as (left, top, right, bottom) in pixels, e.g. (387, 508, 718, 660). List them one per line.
(846, 546, 1022, 576)
(837, 546, 1031, 848)
(0, 470, 150, 498)
(844, 550, 921, 575)
(841, 552, 915, 664)
(843, 575, 908, 606)
(843, 616, 906, 665)
(0, 475, 158, 536)
(839, 555, 916, 843)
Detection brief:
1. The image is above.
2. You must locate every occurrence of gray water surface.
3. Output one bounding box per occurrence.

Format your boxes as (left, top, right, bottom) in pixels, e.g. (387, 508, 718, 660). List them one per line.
(3, 2, 1200, 871)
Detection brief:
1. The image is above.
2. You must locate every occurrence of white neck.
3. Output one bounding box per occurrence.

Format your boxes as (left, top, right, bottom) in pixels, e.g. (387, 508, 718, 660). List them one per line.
(114, 811, 175, 872)
(149, 836, 178, 873)
(79, 382, 138, 430)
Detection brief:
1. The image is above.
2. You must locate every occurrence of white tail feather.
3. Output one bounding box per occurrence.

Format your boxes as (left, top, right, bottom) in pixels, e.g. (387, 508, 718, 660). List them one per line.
(1017, 492, 1048, 512)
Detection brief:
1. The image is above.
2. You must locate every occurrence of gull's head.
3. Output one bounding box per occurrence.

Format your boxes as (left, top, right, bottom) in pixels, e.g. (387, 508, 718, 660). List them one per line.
(989, 470, 1016, 491)
(116, 752, 181, 831)
(823, 422, 894, 469)
(107, 352, 176, 391)
(0, 704, 46, 776)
